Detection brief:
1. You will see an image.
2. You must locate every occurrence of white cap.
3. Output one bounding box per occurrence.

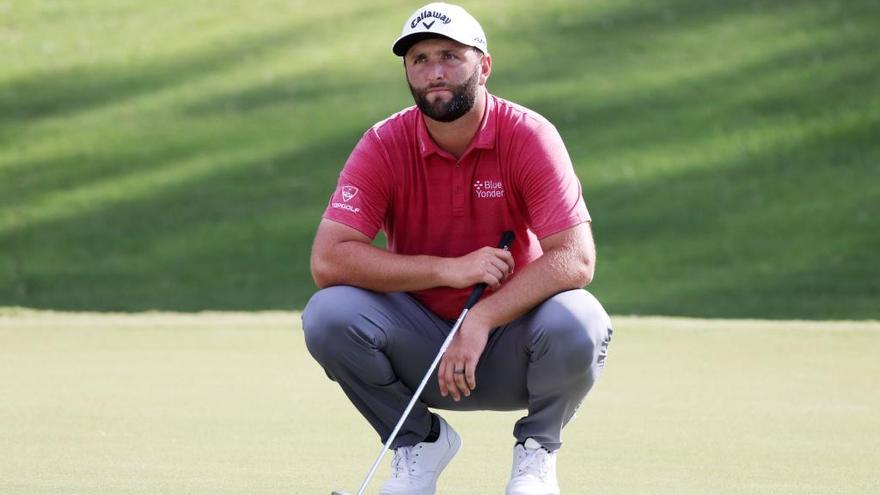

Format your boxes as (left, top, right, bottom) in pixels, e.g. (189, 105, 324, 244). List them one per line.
(392, 3, 488, 57)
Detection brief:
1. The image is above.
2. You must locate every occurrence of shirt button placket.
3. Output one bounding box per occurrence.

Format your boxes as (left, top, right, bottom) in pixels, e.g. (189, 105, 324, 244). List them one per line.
(453, 160, 465, 216)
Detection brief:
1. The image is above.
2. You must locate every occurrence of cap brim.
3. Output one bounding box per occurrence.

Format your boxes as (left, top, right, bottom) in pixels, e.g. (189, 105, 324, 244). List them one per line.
(392, 32, 457, 56)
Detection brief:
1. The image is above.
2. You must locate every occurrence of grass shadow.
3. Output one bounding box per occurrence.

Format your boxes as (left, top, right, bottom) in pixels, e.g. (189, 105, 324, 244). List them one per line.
(2, 0, 878, 317)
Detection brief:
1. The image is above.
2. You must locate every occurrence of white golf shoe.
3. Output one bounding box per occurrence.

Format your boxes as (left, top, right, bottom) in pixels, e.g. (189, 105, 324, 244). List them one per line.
(505, 438, 560, 495)
(379, 416, 461, 495)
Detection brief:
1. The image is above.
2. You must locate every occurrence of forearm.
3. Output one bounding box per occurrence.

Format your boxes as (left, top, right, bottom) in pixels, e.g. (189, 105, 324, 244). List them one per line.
(469, 239, 593, 330)
(311, 239, 447, 292)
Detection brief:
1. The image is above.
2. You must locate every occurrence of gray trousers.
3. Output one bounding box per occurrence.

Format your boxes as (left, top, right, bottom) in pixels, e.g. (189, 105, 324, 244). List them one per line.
(301, 286, 612, 450)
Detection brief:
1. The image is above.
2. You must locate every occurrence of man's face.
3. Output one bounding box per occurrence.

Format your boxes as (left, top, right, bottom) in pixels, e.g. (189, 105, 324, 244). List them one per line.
(404, 38, 486, 122)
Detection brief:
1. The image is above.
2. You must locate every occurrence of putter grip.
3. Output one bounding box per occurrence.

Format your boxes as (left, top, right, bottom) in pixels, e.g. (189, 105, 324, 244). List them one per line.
(463, 231, 515, 309)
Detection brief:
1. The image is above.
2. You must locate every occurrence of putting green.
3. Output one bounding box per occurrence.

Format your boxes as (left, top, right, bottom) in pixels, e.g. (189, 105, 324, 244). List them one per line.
(1, 311, 877, 493)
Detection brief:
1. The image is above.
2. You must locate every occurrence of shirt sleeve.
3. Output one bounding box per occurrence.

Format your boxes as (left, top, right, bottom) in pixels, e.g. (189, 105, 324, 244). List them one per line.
(321, 130, 391, 239)
(515, 120, 591, 239)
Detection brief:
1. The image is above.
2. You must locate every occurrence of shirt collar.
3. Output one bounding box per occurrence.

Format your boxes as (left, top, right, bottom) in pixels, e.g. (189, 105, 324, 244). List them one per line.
(417, 92, 497, 158)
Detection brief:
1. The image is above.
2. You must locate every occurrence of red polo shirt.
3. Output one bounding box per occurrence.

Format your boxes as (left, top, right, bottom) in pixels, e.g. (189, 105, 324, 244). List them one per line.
(323, 93, 590, 319)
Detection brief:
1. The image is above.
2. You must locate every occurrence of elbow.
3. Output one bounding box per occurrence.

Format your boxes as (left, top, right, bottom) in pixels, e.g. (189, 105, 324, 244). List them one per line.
(310, 254, 335, 289)
(548, 242, 595, 289)
(573, 261, 594, 288)
(574, 252, 596, 288)
(580, 262, 595, 287)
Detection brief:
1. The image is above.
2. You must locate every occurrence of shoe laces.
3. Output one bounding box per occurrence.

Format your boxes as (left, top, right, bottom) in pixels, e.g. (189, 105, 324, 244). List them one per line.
(390, 444, 424, 479)
(514, 445, 552, 480)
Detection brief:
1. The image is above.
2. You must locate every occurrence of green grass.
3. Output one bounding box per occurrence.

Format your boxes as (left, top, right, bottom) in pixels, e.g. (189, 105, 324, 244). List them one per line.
(1, 311, 878, 493)
(2, 0, 879, 318)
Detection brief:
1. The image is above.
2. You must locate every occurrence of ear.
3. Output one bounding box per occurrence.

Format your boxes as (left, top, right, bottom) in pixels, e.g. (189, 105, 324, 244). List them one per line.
(479, 53, 492, 85)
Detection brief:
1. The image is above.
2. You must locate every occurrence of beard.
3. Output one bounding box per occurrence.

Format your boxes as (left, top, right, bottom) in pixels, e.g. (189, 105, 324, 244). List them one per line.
(408, 66, 480, 123)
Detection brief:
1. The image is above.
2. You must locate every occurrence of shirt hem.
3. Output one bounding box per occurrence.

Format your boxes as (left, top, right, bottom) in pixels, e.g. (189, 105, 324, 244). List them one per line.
(321, 214, 379, 240)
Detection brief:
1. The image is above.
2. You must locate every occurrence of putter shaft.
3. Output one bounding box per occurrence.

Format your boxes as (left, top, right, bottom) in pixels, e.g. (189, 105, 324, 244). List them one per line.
(353, 307, 471, 495)
(342, 231, 514, 495)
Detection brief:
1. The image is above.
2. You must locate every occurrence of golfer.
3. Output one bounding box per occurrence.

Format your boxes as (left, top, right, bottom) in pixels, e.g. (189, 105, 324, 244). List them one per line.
(302, 3, 612, 494)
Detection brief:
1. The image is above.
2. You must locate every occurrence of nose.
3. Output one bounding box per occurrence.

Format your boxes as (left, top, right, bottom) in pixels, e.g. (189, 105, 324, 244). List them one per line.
(426, 60, 445, 82)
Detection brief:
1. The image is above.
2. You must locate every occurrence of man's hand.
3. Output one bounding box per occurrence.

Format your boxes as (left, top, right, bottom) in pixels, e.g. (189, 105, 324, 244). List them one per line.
(440, 247, 515, 289)
(438, 313, 492, 401)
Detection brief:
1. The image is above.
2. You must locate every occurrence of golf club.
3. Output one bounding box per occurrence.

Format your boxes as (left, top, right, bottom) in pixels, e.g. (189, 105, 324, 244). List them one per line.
(332, 230, 515, 495)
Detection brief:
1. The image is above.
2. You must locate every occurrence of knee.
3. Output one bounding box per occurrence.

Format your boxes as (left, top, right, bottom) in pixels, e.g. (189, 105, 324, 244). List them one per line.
(301, 285, 376, 362)
(529, 290, 613, 376)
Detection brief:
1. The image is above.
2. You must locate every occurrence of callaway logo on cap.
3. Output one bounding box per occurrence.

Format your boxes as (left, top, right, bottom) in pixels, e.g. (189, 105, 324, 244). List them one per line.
(392, 2, 488, 56)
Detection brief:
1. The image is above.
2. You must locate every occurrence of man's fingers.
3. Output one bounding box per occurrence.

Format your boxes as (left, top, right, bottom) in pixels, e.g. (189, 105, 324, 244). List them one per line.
(488, 257, 512, 284)
(453, 369, 469, 397)
(438, 359, 448, 397)
(444, 360, 460, 401)
(452, 247, 516, 288)
(489, 256, 510, 276)
(496, 249, 515, 272)
(439, 333, 484, 402)
(448, 374, 461, 401)
(485, 266, 503, 287)
(486, 249, 514, 283)
(466, 363, 476, 390)
(485, 273, 502, 289)
(443, 356, 472, 402)
(487, 249, 514, 267)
